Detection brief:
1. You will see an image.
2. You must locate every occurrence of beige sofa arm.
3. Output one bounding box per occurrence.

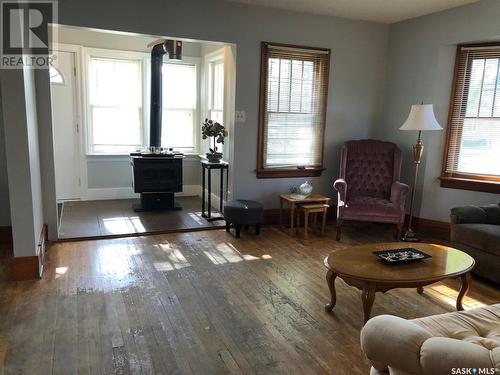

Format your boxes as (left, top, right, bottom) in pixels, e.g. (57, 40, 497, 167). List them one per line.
(361, 315, 432, 375)
(420, 337, 496, 375)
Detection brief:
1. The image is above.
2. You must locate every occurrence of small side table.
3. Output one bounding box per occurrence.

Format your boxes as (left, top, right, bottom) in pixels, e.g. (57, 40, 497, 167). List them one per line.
(279, 194, 331, 234)
(297, 203, 329, 240)
(201, 160, 229, 221)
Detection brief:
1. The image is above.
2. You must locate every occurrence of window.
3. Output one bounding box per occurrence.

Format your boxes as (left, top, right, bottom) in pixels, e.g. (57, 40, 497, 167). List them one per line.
(257, 42, 330, 178)
(208, 59, 224, 124)
(49, 64, 64, 85)
(162, 61, 197, 150)
(88, 56, 143, 153)
(441, 44, 500, 193)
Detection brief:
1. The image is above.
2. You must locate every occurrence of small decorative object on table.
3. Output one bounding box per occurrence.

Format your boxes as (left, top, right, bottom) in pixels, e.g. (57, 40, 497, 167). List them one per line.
(290, 180, 313, 200)
(373, 248, 431, 264)
(202, 118, 228, 163)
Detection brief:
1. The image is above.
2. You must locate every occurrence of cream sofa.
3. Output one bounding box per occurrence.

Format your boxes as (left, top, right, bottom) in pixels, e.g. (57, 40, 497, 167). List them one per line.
(360, 304, 500, 375)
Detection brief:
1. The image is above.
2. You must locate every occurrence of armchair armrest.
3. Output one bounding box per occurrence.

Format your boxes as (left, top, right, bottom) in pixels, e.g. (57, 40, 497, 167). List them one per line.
(361, 315, 432, 375)
(334, 178, 347, 204)
(450, 205, 487, 224)
(390, 181, 409, 208)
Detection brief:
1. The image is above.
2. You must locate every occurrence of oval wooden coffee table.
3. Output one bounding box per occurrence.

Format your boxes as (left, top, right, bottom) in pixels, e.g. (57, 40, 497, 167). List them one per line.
(324, 243, 475, 323)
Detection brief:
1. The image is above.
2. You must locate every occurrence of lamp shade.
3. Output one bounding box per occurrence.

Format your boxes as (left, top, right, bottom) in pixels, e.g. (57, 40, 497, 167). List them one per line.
(399, 104, 442, 131)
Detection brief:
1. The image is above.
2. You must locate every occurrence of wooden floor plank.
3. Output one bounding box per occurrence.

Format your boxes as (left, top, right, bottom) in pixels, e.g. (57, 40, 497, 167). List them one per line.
(0, 223, 498, 374)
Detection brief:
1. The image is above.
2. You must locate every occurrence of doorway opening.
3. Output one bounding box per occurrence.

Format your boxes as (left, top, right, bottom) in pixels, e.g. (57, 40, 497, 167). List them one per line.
(49, 25, 236, 239)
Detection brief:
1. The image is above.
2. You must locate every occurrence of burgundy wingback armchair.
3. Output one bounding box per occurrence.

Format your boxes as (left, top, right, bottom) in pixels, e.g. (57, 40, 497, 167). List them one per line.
(334, 140, 409, 241)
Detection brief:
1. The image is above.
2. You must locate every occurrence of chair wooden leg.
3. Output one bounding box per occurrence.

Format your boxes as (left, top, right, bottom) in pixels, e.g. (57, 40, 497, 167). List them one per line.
(225, 221, 231, 232)
(255, 224, 261, 236)
(304, 212, 309, 240)
(336, 224, 342, 241)
(396, 224, 402, 239)
(321, 209, 327, 234)
(235, 225, 241, 238)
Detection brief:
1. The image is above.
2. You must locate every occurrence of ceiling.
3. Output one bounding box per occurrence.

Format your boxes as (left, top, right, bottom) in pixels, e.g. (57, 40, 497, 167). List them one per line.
(226, 0, 480, 23)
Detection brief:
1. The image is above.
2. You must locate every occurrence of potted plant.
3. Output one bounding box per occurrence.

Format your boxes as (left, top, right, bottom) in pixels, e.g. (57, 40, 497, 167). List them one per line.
(202, 118, 228, 163)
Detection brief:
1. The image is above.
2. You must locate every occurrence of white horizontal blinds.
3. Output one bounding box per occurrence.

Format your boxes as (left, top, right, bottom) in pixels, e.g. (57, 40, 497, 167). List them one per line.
(445, 46, 500, 177)
(263, 44, 329, 169)
(89, 57, 143, 153)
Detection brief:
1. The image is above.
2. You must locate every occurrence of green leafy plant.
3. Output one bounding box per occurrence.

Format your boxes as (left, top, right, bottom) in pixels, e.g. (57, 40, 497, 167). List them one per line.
(202, 119, 228, 154)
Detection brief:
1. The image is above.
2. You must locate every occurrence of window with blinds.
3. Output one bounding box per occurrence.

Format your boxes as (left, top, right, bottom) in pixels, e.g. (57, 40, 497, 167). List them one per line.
(442, 44, 500, 188)
(257, 42, 330, 178)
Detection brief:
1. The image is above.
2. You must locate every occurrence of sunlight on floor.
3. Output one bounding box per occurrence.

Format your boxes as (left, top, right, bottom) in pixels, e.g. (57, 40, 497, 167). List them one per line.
(203, 242, 272, 264)
(156, 243, 191, 270)
(98, 244, 133, 278)
(188, 212, 205, 225)
(55, 266, 68, 279)
(102, 216, 146, 234)
(426, 284, 485, 309)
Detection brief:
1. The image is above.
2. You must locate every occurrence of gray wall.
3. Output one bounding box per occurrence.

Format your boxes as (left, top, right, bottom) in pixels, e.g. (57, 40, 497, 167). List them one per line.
(1, 66, 45, 257)
(55, 0, 389, 208)
(376, 0, 500, 222)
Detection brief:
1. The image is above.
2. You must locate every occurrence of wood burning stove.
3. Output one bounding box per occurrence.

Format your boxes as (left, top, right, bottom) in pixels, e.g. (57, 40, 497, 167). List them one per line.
(131, 40, 184, 211)
(131, 155, 183, 211)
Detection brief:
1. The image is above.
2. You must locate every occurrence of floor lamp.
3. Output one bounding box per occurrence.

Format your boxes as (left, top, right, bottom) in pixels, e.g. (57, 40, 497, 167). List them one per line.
(399, 104, 442, 242)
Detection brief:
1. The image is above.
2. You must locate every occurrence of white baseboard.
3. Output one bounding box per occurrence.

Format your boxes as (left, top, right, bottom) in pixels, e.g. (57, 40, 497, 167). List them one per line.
(182, 184, 201, 197)
(82, 185, 201, 201)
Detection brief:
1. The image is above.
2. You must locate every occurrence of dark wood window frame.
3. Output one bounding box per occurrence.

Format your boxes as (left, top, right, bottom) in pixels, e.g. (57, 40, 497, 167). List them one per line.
(440, 42, 500, 194)
(256, 42, 331, 179)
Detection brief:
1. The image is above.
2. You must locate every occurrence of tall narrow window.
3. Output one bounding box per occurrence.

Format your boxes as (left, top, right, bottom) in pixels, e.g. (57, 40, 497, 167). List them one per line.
(441, 44, 500, 193)
(257, 42, 330, 178)
(162, 62, 197, 150)
(89, 57, 143, 153)
(208, 59, 224, 124)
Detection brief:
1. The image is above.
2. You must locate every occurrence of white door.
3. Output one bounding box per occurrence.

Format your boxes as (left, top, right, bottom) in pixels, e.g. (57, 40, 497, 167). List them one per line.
(50, 50, 80, 201)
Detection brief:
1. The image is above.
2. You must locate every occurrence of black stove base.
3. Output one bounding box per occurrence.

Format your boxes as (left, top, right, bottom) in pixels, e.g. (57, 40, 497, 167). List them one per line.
(133, 193, 182, 212)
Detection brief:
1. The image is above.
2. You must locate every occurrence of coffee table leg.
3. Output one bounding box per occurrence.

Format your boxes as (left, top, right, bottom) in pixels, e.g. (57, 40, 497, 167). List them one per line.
(456, 272, 471, 311)
(361, 283, 376, 324)
(417, 286, 424, 294)
(325, 270, 337, 312)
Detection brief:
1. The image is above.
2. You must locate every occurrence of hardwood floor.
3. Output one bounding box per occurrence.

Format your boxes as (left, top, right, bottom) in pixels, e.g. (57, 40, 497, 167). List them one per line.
(58, 197, 223, 240)
(0, 223, 498, 374)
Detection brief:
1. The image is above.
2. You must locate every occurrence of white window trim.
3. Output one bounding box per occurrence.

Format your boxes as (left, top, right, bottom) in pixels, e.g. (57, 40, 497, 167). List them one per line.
(202, 48, 225, 154)
(82, 48, 201, 156)
(83, 47, 149, 155)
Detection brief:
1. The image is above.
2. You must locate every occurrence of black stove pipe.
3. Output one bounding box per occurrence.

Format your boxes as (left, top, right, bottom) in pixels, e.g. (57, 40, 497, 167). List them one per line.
(149, 40, 182, 148)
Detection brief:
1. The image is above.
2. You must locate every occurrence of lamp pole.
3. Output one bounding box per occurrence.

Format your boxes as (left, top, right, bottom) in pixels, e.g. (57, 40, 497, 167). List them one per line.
(401, 130, 423, 242)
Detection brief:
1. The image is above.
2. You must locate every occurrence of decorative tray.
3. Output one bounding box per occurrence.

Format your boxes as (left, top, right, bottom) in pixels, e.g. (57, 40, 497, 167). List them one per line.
(373, 248, 431, 264)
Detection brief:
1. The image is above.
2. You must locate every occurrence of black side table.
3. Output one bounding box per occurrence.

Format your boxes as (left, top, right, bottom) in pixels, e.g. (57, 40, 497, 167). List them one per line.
(201, 160, 229, 221)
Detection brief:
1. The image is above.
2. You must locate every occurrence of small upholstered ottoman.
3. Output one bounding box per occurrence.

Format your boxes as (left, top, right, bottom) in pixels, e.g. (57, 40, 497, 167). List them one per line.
(223, 200, 264, 238)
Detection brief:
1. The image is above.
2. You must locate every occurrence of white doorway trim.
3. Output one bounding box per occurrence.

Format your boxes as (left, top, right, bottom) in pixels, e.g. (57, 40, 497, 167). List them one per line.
(50, 42, 86, 202)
